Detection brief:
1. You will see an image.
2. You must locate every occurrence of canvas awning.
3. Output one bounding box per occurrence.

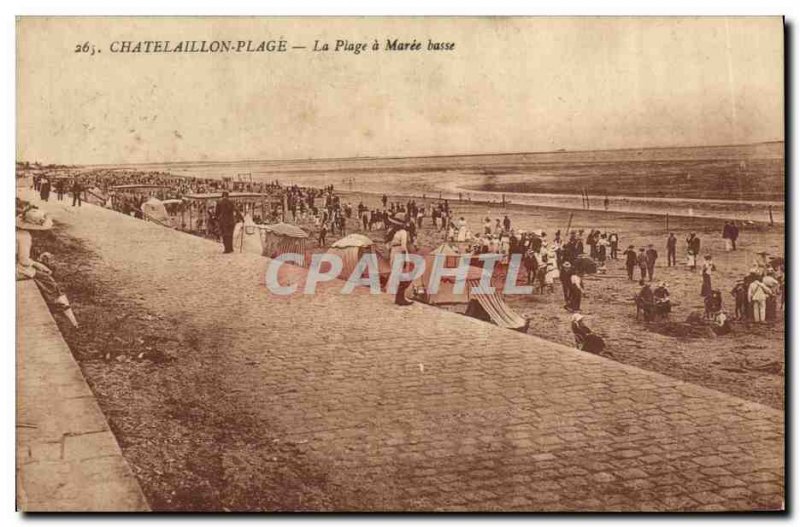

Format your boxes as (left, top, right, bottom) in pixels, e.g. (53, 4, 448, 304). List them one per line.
(259, 222, 308, 238)
(331, 234, 374, 248)
(182, 192, 276, 201)
(111, 184, 171, 190)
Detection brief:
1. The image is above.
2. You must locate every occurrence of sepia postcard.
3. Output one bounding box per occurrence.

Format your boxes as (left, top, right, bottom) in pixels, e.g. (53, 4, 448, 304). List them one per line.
(15, 16, 784, 512)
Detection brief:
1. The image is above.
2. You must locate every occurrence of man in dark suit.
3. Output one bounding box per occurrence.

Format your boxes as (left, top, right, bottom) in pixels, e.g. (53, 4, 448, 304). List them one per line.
(71, 179, 82, 207)
(216, 191, 236, 254)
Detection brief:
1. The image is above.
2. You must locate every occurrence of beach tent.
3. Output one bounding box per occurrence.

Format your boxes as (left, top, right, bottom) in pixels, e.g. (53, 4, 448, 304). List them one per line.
(324, 234, 392, 283)
(84, 186, 110, 207)
(161, 199, 184, 228)
(233, 214, 263, 255)
(140, 197, 171, 226)
(259, 222, 310, 260)
(415, 244, 485, 305)
(464, 279, 529, 332)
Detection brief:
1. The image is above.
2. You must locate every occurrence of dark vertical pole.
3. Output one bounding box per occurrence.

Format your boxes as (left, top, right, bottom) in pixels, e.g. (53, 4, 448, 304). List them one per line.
(564, 212, 574, 237)
(769, 205, 774, 226)
(666, 212, 669, 233)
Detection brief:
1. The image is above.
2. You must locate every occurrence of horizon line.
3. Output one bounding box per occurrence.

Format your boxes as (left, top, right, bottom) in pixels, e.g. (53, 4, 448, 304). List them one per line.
(24, 139, 784, 168)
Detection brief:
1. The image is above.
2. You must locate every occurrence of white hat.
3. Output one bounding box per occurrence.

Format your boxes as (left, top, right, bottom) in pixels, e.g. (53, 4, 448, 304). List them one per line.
(16, 208, 53, 231)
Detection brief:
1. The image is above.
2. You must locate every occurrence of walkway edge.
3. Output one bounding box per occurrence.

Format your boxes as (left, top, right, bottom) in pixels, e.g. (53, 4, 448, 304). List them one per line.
(16, 280, 149, 512)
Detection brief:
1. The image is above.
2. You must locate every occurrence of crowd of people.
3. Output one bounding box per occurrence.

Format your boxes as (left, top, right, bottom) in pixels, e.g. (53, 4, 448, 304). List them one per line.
(25, 167, 785, 351)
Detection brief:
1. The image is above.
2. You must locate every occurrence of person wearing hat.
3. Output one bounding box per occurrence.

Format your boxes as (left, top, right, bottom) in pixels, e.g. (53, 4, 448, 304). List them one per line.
(666, 233, 677, 267)
(748, 274, 770, 323)
(622, 245, 637, 281)
(654, 281, 671, 317)
(636, 282, 655, 322)
(571, 313, 605, 353)
(762, 270, 780, 322)
(645, 244, 658, 281)
(686, 232, 701, 271)
(609, 232, 619, 260)
(700, 254, 715, 298)
(559, 261, 572, 305)
(456, 216, 468, 242)
(216, 191, 236, 253)
(39, 175, 51, 202)
(636, 248, 648, 285)
(386, 212, 413, 306)
(70, 178, 83, 207)
(571, 313, 591, 348)
(730, 280, 748, 321)
(569, 270, 585, 312)
(16, 207, 78, 328)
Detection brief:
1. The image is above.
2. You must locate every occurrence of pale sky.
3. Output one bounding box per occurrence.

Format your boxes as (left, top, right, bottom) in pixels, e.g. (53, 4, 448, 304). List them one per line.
(17, 17, 784, 165)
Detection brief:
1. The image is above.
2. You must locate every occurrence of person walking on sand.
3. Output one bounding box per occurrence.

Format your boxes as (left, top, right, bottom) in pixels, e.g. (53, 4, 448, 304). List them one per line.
(686, 233, 701, 271)
(387, 212, 413, 306)
(723, 221, 734, 252)
(609, 232, 619, 259)
(762, 270, 780, 322)
(748, 275, 770, 323)
(216, 191, 236, 254)
(623, 245, 637, 281)
(645, 244, 658, 281)
(666, 233, 677, 267)
(55, 178, 65, 201)
(71, 179, 83, 207)
(559, 261, 573, 305)
(637, 247, 648, 285)
(39, 176, 51, 202)
(700, 254, 715, 297)
(569, 271, 585, 312)
(731, 280, 747, 321)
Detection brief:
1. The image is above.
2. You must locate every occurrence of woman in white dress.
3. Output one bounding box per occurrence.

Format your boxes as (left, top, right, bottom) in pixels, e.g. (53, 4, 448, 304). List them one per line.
(16, 207, 78, 327)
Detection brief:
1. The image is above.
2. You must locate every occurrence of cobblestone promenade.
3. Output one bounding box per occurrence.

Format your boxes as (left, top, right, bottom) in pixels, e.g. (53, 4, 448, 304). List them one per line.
(28, 193, 784, 511)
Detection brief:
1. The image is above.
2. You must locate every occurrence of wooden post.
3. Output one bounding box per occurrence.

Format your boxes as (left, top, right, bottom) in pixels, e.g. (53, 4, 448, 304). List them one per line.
(564, 212, 574, 237)
(769, 205, 774, 226)
(666, 212, 669, 233)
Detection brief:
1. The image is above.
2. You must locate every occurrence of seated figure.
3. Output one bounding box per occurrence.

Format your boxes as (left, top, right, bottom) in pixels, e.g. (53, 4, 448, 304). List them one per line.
(653, 282, 672, 318)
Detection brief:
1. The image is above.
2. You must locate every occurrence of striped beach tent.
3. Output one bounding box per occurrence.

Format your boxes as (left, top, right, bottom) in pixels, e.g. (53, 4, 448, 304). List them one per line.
(325, 234, 392, 283)
(465, 279, 529, 332)
(415, 244, 486, 305)
(84, 186, 110, 207)
(140, 197, 171, 227)
(258, 222, 310, 261)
